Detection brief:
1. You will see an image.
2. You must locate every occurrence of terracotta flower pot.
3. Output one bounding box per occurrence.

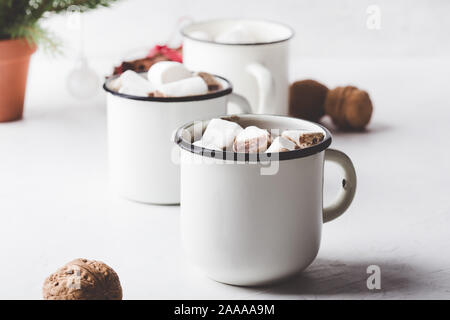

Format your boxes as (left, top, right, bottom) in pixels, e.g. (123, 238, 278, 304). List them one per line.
(0, 39, 37, 122)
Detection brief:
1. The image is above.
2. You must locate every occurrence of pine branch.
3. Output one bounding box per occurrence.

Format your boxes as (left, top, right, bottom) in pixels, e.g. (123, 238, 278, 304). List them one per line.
(49, 0, 119, 13)
(0, 0, 119, 48)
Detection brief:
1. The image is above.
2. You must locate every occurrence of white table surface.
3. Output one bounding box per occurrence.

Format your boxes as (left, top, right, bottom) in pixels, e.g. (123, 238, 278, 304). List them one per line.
(1, 55, 450, 299)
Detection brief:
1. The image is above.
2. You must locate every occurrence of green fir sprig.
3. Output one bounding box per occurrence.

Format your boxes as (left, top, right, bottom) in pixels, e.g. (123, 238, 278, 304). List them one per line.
(0, 0, 118, 49)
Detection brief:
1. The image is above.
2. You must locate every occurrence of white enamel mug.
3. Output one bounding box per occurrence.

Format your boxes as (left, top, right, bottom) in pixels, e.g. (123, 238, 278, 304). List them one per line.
(182, 19, 293, 115)
(174, 114, 357, 285)
(103, 74, 250, 204)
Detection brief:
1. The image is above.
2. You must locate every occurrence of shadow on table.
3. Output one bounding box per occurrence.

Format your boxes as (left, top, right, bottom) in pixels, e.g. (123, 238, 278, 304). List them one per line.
(252, 258, 422, 297)
(320, 117, 394, 137)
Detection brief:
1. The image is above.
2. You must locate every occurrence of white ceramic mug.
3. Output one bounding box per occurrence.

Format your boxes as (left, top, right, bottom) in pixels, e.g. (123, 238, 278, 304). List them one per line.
(174, 114, 357, 285)
(182, 19, 293, 115)
(103, 74, 250, 204)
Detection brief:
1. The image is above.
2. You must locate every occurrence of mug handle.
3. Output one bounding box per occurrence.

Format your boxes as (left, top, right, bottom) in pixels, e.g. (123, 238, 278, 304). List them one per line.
(323, 149, 357, 223)
(227, 92, 252, 114)
(246, 63, 274, 114)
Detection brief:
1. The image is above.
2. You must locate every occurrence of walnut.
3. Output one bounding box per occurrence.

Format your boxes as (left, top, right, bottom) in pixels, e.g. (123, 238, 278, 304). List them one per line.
(43, 258, 122, 300)
(289, 79, 329, 122)
(289, 79, 373, 131)
(325, 86, 373, 131)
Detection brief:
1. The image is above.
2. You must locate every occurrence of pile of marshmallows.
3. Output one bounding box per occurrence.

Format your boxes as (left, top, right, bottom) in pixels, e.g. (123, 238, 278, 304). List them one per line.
(110, 61, 222, 98)
(193, 118, 324, 153)
(190, 24, 268, 44)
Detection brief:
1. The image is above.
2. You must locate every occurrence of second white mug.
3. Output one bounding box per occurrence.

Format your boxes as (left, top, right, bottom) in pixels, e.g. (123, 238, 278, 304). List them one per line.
(182, 19, 294, 115)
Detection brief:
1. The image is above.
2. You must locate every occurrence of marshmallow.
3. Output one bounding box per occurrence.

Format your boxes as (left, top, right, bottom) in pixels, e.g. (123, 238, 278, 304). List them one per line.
(281, 130, 306, 147)
(118, 85, 152, 97)
(154, 76, 208, 97)
(266, 136, 297, 153)
(214, 25, 258, 44)
(147, 61, 192, 87)
(233, 126, 271, 153)
(193, 140, 222, 151)
(178, 128, 193, 143)
(109, 77, 122, 91)
(196, 72, 223, 91)
(200, 118, 243, 150)
(189, 31, 213, 41)
(114, 70, 154, 96)
(281, 130, 324, 148)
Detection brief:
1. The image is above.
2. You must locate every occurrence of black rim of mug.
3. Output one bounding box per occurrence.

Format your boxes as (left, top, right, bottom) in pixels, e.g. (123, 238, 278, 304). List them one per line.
(180, 18, 295, 46)
(103, 73, 233, 102)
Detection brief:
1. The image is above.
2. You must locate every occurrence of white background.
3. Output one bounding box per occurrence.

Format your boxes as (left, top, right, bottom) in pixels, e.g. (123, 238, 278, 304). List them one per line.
(1, 0, 450, 299)
(42, 0, 450, 60)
